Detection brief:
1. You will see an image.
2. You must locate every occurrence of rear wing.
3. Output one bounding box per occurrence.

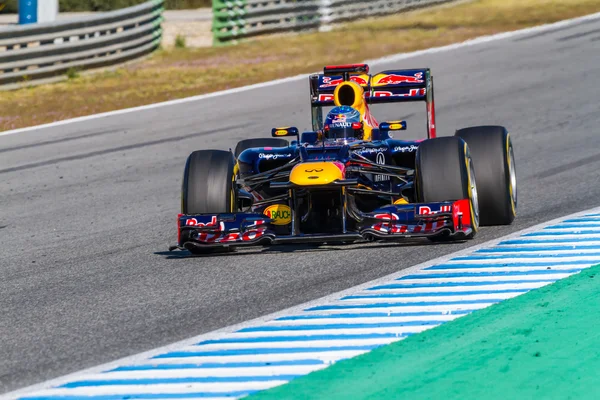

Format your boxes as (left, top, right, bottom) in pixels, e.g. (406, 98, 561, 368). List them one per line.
(309, 64, 437, 138)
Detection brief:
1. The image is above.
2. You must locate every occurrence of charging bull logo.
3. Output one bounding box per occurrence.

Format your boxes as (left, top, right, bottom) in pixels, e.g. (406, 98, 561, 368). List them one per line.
(320, 75, 369, 88)
(264, 204, 292, 225)
(376, 72, 424, 85)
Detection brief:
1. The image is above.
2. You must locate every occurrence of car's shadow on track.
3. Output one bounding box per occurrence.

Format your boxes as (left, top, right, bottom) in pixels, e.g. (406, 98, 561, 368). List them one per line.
(155, 239, 465, 260)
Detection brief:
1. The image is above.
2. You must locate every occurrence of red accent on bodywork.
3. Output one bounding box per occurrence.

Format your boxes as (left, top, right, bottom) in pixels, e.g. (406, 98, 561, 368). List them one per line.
(453, 199, 472, 230)
(333, 161, 346, 177)
(363, 103, 379, 128)
(177, 213, 183, 244)
(427, 99, 437, 138)
(377, 73, 424, 85)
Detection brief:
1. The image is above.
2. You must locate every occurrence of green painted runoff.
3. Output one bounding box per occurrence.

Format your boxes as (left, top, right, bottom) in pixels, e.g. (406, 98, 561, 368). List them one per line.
(250, 265, 600, 400)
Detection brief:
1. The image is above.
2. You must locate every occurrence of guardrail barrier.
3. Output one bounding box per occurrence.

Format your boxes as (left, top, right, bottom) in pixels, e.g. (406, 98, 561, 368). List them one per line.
(0, 0, 164, 89)
(212, 0, 456, 46)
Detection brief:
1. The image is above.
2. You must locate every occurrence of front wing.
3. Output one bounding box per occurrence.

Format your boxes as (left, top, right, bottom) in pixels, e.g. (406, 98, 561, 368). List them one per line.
(173, 199, 474, 252)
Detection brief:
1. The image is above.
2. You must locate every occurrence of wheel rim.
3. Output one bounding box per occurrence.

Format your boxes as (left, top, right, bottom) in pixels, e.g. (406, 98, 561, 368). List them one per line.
(508, 144, 517, 211)
(469, 157, 480, 228)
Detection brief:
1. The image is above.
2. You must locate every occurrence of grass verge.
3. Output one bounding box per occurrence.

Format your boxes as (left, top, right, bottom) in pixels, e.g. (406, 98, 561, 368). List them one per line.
(1, 0, 599, 131)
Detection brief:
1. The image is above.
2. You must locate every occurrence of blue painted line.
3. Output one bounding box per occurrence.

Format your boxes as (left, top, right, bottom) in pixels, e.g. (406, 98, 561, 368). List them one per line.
(477, 245, 600, 253)
(61, 375, 299, 388)
(111, 359, 326, 372)
(371, 279, 558, 289)
(451, 253, 600, 260)
(198, 332, 411, 344)
(278, 310, 474, 320)
(307, 299, 503, 312)
(525, 231, 600, 236)
(238, 321, 443, 333)
(564, 218, 600, 223)
(501, 238, 600, 245)
(425, 261, 592, 270)
(20, 392, 257, 400)
(152, 345, 379, 359)
(343, 289, 529, 300)
(544, 224, 600, 229)
(405, 269, 582, 277)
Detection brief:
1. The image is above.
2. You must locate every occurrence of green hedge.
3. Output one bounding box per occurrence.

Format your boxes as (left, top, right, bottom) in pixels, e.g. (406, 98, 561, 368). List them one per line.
(0, 0, 211, 13)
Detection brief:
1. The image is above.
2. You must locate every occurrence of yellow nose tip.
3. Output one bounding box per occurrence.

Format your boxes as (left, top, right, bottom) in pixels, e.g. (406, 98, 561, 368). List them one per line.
(290, 162, 344, 186)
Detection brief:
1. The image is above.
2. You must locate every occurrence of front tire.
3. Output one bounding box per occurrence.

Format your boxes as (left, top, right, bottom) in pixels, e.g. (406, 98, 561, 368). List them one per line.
(455, 126, 516, 226)
(181, 150, 235, 255)
(415, 136, 479, 240)
(182, 150, 235, 215)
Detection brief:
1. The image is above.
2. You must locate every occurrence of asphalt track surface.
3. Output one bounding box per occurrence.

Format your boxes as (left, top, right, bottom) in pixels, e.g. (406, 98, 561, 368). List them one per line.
(1, 17, 600, 394)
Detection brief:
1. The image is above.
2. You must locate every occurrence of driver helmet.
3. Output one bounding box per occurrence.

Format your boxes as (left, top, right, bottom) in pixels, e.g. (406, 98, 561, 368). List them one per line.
(324, 106, 364, 141)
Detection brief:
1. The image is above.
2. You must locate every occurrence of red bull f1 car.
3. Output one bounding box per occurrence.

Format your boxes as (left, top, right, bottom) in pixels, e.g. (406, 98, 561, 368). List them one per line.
(172, 64, 517, 254)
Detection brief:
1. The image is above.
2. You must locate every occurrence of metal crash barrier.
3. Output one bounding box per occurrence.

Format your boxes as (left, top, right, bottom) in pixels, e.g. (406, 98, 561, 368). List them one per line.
(212, 0, 457, 46)
(0, 0, 164, 89)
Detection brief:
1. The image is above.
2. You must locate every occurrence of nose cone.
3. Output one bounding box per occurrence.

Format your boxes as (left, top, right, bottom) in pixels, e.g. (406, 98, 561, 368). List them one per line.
(290, 162, 345, 186)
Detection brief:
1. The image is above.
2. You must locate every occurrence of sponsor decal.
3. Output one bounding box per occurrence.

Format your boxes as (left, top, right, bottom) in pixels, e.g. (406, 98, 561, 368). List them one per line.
(320, 75, 369, 88)
(198, 229, 267, 243)
(418, 205, 452, 215)
(376, 72, 424, 85)
(374, 212, 399, 221)
(186, 216, 269, 244)
(331, 122, 352, 128)
(374, 152, 389, 182)
(305, 168, 324, 173)
(186, 216, 218, 227)
(393, 145, 419, 153)
(318, 94, 334, 102)
(372, 88, 426, 98)
(353, 147, 387, 154)
(332, 114, 347, 123)
(259, 153, 292, 160)
(263, 204, 292, 225)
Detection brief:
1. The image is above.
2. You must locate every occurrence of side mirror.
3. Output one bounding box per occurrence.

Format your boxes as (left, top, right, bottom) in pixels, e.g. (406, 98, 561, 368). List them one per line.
(301, 131, 319, 144)
(380, 121, 407, 131)
(272, 127, 299, 138)
(379, 121, 407, 139)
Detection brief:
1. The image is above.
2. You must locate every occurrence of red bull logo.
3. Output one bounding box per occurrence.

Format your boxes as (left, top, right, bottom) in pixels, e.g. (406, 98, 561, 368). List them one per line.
(376, 72, 424, 85)
(320, 75, 369, 88)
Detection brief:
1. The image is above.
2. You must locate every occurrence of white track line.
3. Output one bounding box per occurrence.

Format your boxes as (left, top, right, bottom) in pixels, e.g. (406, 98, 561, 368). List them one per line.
(1, 11, 599, 138)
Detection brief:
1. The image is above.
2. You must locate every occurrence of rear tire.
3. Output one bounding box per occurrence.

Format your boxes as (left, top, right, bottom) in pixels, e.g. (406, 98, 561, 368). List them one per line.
(415, 136, 479, 240)
(455, 126, 516, 226)
(234, 138, 289, 158)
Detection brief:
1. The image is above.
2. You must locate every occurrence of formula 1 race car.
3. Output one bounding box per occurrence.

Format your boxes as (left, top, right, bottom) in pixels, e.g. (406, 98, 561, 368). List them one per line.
(172, 64, 517, 254)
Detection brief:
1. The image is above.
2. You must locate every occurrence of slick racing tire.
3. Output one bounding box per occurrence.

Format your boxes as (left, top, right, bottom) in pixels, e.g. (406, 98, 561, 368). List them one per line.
(234, 138, 289, 159)
(182, 149, 235, 214)
(181, 150, 236, 255)
(455, 126, 516, 226)
(415, 136, 479, 240)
